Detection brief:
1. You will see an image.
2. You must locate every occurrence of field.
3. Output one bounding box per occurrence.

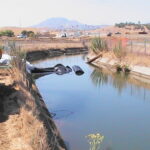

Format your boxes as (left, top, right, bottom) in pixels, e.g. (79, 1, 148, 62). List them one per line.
(1, 26, 150, 66)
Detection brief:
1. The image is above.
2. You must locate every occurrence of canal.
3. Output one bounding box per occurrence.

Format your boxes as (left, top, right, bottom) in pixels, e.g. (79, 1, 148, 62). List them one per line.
(34, 54, 150, 150)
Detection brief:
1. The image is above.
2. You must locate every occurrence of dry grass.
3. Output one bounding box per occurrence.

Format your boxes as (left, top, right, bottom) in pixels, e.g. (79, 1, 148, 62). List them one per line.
(5, 107, 49, 150)
(123, 53, 150, 67)
(0, 69, 13, 85)
(22, 42, 84, 52)
(90, 50, 150, 67)
(89, 36, 150, 67)
(0, 68, 49, 150)
(0, 38, 87, 52)
(0, 67, 66, 150)
(0, 39, 68, 150)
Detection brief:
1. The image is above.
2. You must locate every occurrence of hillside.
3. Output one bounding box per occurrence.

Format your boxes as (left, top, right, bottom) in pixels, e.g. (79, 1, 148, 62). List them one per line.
(33, 17, 105, 30)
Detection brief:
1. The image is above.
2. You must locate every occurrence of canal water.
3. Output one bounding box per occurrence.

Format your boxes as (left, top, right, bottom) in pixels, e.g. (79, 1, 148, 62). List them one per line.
(34, 55, 150, 150)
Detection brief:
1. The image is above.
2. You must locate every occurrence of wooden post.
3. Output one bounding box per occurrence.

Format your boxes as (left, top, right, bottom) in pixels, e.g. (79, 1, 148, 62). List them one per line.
(130, 40, 133, 53)
(144, 40, 146, 55)
(87, 53, 103, 64)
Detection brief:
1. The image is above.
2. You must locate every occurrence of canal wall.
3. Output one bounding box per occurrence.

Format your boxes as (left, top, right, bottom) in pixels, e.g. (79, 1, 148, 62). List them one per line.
(87, 54, 150, 84)
(26, 47, 88, 61)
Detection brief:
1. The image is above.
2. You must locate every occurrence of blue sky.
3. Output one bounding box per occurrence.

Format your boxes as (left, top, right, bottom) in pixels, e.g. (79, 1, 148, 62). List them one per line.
(0, 0, 149, 27)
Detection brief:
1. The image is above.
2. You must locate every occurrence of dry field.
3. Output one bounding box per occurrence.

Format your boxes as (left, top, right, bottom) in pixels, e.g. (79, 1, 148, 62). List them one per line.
(0, 37, 89, 52)
(20, 40, 85, 52)
(0, 27, 58, 36)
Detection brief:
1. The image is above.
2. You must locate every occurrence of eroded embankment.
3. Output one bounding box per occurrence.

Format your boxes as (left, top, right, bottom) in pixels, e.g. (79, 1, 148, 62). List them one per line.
(0, 70, 67, 150)
(26, 47, 88, 61)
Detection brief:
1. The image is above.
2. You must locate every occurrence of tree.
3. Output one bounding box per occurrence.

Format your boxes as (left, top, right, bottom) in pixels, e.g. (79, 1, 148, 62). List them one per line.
(27, 31, 35, 37)
(0, 30, 14, 37)
(21, 30, 28, 36)
(21, 30, 35, 37)
(5, 30, 14, 37)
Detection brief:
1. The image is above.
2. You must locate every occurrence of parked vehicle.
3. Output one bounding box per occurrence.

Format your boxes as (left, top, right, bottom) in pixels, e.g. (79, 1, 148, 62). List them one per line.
(138, 31, 148, 34)
(107, 32, 112, 36)
(17, 34, 27, 38)
(115, 32, 121, 34)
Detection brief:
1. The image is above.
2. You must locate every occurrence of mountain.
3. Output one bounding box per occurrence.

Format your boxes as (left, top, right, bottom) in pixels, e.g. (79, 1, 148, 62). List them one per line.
(33, 17, 106, 30)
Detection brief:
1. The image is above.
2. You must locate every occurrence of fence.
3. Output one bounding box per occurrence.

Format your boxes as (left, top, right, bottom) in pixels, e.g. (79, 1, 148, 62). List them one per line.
(105, 37, 150, 56)
(127, 40, 150, 55)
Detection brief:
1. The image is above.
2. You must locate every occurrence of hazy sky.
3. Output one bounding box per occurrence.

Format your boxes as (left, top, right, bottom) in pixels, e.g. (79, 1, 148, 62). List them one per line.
(0, 0, 149, 27)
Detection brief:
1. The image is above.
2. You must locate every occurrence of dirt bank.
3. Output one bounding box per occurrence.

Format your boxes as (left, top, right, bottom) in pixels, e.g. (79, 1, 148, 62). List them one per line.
(26, 47, 88, 61)
(0, 69, 67, 150)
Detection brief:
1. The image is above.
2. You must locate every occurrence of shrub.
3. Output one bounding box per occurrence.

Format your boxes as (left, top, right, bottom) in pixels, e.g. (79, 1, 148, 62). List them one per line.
(115, 64, 122, 72)
(86, 133, 104, 150)
(28, 31, 35, 37)
(7, 41, 26, 70)
(122, 65, 130, 73)
(21, 30, 35, 37)
(21, 30, 28, 36)
(115, 23, 126, 28)
(91, 37, 108, 54)
(113, 41, 126, 61)
(0, 30, 14, 37)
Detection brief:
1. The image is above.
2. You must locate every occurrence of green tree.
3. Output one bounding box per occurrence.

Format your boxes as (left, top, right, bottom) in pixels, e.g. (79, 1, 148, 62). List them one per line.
(27, 31, 35, 37)
(21, 30, 35, 37)
(5, 30, 14, 37)
(0, 30, 14, 37)
(21, 30, 28, 36)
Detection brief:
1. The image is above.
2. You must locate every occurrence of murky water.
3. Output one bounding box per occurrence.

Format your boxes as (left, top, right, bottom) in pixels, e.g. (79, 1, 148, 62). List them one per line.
(34, 55, 150, 150)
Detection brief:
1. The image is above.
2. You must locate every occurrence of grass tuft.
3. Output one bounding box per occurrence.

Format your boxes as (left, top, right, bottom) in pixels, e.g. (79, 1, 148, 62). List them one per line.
(91, 37, 108, 54)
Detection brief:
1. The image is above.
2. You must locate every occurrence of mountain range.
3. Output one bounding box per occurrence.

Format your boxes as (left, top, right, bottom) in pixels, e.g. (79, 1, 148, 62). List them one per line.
(33, 17, 107, 30)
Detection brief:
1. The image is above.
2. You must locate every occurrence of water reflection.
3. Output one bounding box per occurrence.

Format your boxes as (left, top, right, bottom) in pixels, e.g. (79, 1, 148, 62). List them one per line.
(111, 72, 129, 94)
(90, 67, 150, 101)
(90, 68, 108, 87)
(90, 68, 130, 93)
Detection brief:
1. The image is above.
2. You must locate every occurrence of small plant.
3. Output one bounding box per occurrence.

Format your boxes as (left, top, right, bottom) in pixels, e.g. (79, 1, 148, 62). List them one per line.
(8, 41, 26, 63)
(86, 133, 104, 150)
(6, 42, 26, 73)
(122, 65, 130, 73)
(91, 37, 108, 54)
(115, 64, 122, 72)
(113, 40, 126, 62)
